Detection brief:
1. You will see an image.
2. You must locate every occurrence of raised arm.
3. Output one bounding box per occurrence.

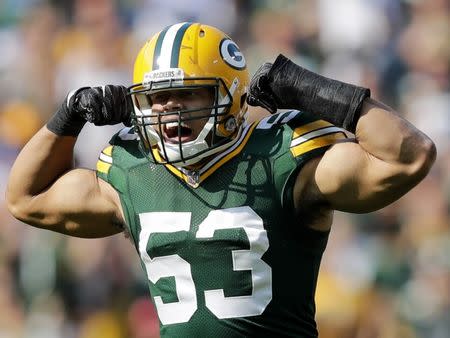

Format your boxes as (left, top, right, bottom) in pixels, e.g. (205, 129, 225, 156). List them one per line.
(247, 54, 436, 222)
(6, 85, 132, 238)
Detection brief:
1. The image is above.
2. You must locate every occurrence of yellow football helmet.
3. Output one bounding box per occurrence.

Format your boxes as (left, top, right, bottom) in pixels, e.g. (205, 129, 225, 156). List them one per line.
(129, 22, 249, 166)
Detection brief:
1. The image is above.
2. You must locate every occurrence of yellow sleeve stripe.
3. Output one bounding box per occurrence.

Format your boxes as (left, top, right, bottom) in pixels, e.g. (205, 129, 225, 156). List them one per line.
(290, 132, 346, 157)
(102, 145, 113, 156)
(96, 160, 112, 174)
(97, 146, 113, 174)
(292, 120, 332, 139)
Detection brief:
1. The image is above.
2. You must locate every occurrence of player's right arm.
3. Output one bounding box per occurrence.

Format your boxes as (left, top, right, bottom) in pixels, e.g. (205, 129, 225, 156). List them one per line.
(6, 85, 133, 238)
(6, 128, 123, 238)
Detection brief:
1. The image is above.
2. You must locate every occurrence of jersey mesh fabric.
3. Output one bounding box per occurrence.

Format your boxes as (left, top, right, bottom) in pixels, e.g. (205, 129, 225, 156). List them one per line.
(97, 111, 342, 338)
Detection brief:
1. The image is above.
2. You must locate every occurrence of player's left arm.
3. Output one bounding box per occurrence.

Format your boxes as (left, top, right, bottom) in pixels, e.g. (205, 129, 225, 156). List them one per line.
(247, 54, 436, 215)
(311, 97, 436, 213)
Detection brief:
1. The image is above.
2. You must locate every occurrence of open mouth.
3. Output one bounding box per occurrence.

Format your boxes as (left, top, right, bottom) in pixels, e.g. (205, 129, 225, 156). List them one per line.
(163, 122, 193, 143)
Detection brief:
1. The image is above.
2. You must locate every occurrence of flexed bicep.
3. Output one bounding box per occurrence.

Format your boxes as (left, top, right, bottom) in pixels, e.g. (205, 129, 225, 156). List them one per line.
(313, 140, 416, 213)
(10, 167, 123, 238)
(313, 99, 435, 213)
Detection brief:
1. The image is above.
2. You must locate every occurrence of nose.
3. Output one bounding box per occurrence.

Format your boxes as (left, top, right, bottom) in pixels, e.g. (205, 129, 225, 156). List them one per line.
(162, 93, 183, 112)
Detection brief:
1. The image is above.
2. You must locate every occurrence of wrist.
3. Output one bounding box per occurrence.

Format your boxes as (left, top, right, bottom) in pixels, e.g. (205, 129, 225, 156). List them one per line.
(46, 88, 89, 137)
(46, 107, 86, 137)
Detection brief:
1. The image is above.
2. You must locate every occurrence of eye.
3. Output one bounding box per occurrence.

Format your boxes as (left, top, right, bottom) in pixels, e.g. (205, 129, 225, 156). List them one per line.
(150, 92, 170, 104)
(177, 90, 197, 99)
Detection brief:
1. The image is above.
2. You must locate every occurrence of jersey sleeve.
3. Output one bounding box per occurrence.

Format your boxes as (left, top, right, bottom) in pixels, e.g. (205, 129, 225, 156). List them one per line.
(96, 144, 114, 182)
(96, 126, 140, 186)
(95, 127, 142, 243)
(269, 110, 349, 210)
(95, 129, 133, 209)
(95, 133, 127, 188)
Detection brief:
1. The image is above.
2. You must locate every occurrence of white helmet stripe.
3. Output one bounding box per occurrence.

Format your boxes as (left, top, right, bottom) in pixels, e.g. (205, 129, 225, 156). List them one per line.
(158, 22, 189, 69)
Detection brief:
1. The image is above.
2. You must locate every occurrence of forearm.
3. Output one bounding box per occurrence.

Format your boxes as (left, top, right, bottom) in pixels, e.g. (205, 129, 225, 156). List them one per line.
(355, 98, 436, 168)
(248, 55, 435, 170)
(248, 54, 370, 132)
(6, 126, 77, 208)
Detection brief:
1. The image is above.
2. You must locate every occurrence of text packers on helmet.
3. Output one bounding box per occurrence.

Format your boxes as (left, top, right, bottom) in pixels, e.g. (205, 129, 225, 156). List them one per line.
(129, 22, 250, 166)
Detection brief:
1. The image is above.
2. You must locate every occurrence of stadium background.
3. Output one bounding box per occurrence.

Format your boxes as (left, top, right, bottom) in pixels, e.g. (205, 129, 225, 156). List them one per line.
(0, 0, 448, 337)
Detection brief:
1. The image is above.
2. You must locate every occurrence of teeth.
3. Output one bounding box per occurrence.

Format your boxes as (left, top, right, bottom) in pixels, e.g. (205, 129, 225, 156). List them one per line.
(166, 122, 178, 128)
(166, 121, 188, 129)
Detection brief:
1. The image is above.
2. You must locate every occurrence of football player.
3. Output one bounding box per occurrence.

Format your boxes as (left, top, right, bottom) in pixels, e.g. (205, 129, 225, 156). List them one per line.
(6, 22, 435, 337)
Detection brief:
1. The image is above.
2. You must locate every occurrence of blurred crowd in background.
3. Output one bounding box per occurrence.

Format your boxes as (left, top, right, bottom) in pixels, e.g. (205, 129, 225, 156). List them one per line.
(0, 0, 448, 337)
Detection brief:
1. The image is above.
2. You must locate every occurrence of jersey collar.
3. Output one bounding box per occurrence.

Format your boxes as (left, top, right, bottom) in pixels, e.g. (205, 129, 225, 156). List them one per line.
(152, 122, 257, 188)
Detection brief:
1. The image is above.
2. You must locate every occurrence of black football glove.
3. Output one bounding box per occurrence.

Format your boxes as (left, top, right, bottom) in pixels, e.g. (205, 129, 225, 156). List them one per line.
(247, 54, 370, 132)
(47, 85, 133, 137)
(246, 62, 278, 114)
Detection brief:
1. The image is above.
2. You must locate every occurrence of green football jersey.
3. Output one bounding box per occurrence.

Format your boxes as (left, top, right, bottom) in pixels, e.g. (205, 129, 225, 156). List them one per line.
(96, 110, 347, 337)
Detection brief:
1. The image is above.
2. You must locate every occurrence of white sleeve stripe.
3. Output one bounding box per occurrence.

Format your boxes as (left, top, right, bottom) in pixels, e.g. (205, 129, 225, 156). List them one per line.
(290, 126, 344, 147)
(99, 153, 113, 164)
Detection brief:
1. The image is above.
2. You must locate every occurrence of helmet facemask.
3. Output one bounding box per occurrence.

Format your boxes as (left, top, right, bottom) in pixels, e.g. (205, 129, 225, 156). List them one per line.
(129, 75, 242, 166)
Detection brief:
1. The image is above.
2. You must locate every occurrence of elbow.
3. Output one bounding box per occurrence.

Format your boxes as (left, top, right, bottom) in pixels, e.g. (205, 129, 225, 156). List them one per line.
(414, 137, 436, 177)
(6, 196, 30, 223)
(6, 196, 57, 229)
(5, 181, 20, 220)
(5, 186, 20, 220)
(5, 189, 40, 225)
(5, 187, 63, 231)
(5, 187, 34, 224)
(405, 137, 437, 182)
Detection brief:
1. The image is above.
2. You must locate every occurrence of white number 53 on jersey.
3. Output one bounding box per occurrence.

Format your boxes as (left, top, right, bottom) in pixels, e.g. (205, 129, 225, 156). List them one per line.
(138, 206, 272, 325)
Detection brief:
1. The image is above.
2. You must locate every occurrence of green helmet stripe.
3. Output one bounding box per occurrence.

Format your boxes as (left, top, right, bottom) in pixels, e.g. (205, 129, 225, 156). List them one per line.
(170, 22, 193, 68)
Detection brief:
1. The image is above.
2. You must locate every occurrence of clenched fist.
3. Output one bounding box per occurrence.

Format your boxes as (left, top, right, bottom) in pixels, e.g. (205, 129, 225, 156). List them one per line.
(47, 85, 133, 137)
